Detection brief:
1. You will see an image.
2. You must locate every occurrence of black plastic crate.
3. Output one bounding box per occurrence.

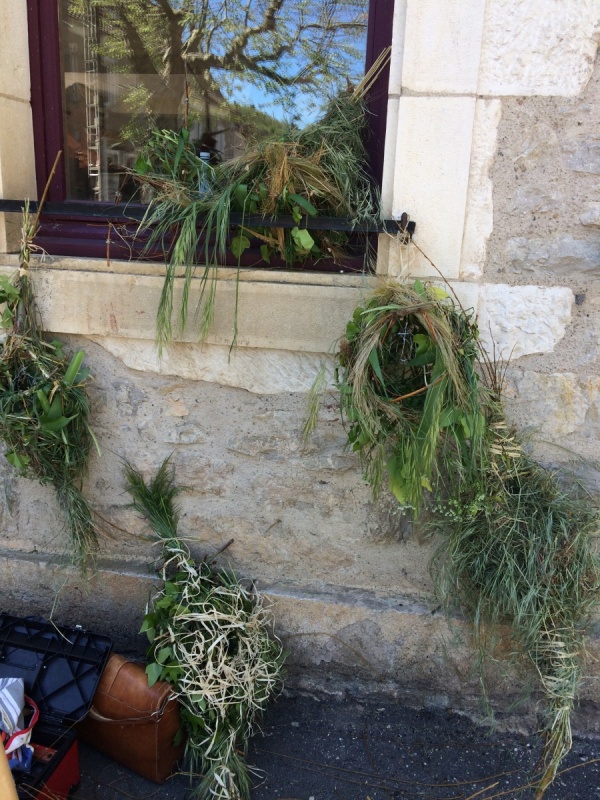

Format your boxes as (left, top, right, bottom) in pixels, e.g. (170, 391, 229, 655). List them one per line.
(0, 614, 112, 799)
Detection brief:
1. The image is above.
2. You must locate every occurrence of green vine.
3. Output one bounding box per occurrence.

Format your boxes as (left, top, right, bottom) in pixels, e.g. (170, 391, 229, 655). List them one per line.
(311, 280, 600, 799)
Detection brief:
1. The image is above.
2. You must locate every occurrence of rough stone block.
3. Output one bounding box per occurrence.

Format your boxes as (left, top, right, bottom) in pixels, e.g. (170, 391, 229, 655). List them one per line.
(380, 96, 399, 216)
(478, 0, 600, 96)
(0, 214, 21, 255)
(562, 135, 600, 174)
(93, 336, 334, 394)
(580, 203, 600, 227)
(0, 96, 36, 198)
(506, 237, 600, 275)
(478, 284, 573, 359)
(510, 121, 561, 172)
(504, 371, 587, 438)
(507, 186, 561, 216)
(0, 95, 36, 253)
(392, 96, 476, 279)
(0, 0, 30, 102)
(460, 99, 502, 281)
(387, 0, 407, 96)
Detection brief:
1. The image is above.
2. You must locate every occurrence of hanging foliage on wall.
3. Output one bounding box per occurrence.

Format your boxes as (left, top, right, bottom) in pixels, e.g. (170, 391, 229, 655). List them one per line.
(307, 279, 600, 800)
(131, 49, 390, 352)
(324, 280, 487, 511)
(0, 168, 99, 568)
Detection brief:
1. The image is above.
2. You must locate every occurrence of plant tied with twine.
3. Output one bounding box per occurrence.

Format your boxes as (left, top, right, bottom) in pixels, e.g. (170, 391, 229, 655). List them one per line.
(0, 154, 99, 568)
(125, 458, 284, 800)
(307, 279, 600, 799)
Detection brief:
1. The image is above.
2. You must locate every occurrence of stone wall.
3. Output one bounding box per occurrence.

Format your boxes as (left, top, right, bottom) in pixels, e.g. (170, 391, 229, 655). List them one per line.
(0, 0, 600, 729)
(488, 52, 600, 472)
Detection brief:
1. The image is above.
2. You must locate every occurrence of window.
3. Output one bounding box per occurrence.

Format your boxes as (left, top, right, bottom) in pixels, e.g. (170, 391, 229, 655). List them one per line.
(27, 0, 394, 266)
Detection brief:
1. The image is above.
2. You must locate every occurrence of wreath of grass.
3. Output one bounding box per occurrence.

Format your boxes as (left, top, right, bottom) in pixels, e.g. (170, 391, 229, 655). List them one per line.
(308, 279, 600, 799)
(313, 279, 488, 511)
(125, 458, 285, 800)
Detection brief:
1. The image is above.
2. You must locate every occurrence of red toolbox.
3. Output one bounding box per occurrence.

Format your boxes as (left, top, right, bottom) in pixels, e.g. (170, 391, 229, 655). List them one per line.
(0, 614, 112, 800)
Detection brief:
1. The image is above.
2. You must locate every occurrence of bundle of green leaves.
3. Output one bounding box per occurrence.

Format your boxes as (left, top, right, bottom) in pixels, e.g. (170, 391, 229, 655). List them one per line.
(131, 51, 390, 351)
(0, 204, 98, 567)
(310, 279, 600, 799)
(326, 280, 486, 511)
(125, 459, 285, 800)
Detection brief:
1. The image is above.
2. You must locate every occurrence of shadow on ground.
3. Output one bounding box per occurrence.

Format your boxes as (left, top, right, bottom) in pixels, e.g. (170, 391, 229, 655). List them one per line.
(77, 694, 600, 799)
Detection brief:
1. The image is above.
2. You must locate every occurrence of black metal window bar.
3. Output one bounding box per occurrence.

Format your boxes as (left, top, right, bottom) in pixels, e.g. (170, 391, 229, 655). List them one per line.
(0, 200, 415, 240)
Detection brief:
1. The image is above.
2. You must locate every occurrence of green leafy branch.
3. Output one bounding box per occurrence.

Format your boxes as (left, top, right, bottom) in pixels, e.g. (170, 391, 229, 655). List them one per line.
(0, 164, 99, 568)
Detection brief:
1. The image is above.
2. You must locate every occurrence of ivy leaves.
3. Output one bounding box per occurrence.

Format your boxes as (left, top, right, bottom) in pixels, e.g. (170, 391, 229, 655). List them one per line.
(291, 226, 315, 254)
(227, 182, 320, 264)
(230, 234, 251, 259)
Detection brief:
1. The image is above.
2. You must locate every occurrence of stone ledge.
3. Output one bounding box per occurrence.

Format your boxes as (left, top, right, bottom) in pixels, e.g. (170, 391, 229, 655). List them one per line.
(1, 550, 599, 731)
(0, 263, 372, 353)
(0, 254, 375, 286)
(0, 262, 574, 369)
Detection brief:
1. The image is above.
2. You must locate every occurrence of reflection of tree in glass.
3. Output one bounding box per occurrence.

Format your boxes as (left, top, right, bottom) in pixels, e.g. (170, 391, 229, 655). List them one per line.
(68, 0, 368, 143)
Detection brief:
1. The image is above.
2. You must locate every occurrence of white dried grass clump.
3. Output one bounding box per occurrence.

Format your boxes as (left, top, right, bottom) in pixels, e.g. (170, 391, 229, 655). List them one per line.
(126, 461, 284, 800)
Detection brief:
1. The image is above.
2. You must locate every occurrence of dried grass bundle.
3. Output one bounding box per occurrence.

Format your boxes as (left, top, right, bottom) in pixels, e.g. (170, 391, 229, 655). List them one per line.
(132, 50, 390, 351)
(125, 459, 284, 800)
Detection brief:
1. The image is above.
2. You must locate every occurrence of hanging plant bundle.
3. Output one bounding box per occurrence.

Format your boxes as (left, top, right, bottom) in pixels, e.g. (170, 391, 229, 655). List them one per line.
(312, 280, 600, 799)
(131, 48, 390, 350)
(326, 279, 487, 511)
(0, 197, 98, 566)
(433, 445, 600, 800)
(125, 459, 284, 800)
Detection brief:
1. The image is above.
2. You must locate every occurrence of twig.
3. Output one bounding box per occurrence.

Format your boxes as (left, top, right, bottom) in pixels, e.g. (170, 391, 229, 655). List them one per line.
(31, 150, 63, 236)
(390, 373, 445, 403)
(106, 222, 112, 267)
(209, 537, 235, 560)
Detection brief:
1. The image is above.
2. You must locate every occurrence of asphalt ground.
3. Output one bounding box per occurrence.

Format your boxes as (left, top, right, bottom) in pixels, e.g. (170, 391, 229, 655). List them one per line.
(74, 694, 600, 800)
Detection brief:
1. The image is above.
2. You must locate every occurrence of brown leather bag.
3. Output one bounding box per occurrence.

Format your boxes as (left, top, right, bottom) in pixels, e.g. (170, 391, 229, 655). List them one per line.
(78, 654, 185, 783)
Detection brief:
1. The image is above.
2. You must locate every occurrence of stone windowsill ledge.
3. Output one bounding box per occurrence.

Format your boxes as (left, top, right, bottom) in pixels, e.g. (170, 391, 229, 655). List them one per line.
(0, 253, 374, 288)
(0, 255, 379, 354)
(0, 255, 575, 373)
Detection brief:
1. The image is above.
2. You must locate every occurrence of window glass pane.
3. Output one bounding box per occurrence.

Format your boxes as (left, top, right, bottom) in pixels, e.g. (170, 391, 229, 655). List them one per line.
(59, 0, 369, 201)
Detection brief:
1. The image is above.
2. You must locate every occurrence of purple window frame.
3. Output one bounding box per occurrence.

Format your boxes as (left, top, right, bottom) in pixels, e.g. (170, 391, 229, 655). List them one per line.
(26, 0, 395, 267)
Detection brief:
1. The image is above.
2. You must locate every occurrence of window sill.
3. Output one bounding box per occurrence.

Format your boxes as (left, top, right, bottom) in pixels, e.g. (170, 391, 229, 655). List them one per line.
(0, 254, 378, 354)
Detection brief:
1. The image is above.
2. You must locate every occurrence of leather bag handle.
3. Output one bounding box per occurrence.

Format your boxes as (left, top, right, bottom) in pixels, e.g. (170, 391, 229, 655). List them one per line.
(86, 691, 175, 726)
